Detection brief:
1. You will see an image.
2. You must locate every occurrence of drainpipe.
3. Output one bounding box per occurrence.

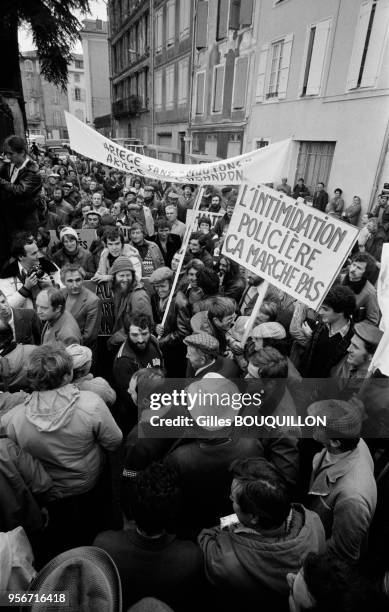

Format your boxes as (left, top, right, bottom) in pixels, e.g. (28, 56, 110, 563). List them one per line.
(149, 0, 154, 146)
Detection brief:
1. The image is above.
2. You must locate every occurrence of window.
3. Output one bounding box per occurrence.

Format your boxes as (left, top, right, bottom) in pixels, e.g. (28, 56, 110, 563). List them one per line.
(254, 138, 270, 149)
(155, 70, 163, 110)
(166, 0, 175, 46)
(195, 71, 205, 114)
(227, 133, 242, 157)
(217, 0, 229, 39)
(74, 73, 80, 83)
(196, 1, 208, 48)
(295, 141, 336, 194)
(347, 0, 389, 90)
(28, 99, 39, 116)
(155, 8, 163, 52)
(301, 19, 331, 96)
(75, 59, 84, 69)
(267, 40, 284, 98)
(212, 64, 225, 112)
(232, 56, 249, 109)
(24, 60, 33, 72)
(205, 134, 218, 157)
(165, 64, 175, 109)
(52, 90, 60, 104)
(137, 17, 145, 54)
(178, 57, 189, 104)
(74, 87, 81, 101)
(256, 34, 293, 102)
(53, 110, 62, 126)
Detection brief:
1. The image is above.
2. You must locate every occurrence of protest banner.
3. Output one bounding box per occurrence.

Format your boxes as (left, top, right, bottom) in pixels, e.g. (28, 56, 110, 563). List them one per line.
(186, 209, 224, 230)
(160, 187, 206, 329)
(49, 228, 97, 250)
(222, 183, 360, 310)
(65, 111, 291, 185)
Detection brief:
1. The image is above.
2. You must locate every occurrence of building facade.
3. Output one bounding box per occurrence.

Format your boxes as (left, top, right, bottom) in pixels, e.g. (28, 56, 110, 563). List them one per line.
(67, 54, 87, 125)
(21, 51, 89, 141)
(81, 18, 111, 133)
(189, 0, 258, 161)
(152, 0, 193, 161)
(108, 0, 151, 142)
(245, 0, 389, 214)
(20, 52, 46, 139)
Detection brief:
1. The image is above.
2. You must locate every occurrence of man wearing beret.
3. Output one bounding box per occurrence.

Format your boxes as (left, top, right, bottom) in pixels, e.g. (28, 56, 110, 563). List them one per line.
(306, 400, 377, 562)
(330, 321, 383, 397)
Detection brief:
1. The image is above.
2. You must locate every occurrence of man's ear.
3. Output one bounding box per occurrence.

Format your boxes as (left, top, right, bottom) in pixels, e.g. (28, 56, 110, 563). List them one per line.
(329, 438, 341, 451)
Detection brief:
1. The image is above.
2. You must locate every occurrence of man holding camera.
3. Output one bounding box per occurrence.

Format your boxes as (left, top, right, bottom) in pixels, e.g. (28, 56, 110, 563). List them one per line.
(0, 232, 62, 309)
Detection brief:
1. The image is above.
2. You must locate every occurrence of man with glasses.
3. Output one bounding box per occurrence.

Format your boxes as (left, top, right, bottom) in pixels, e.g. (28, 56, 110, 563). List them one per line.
(0, 136, 42, 266)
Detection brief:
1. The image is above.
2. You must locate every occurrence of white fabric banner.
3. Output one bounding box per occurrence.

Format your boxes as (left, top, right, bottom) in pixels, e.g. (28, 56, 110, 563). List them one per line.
(65, 112, 291, 185)
(370, 243, 389, 375)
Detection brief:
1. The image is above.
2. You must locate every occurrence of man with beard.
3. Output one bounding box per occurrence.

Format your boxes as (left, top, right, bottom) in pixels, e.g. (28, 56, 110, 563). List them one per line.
(341, 252, 380, 325)
(112, 313, 163, 432)
(143, 184, 163, 220)
(109, 256, 153, 338)
(49, 187, 74, 225)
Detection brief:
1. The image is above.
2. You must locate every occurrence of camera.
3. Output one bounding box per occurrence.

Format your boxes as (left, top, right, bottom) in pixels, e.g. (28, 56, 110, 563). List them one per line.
(30, 264, 45, 279)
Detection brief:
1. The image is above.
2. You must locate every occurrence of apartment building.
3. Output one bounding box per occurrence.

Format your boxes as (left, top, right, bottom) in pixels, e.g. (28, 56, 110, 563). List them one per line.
(109, 0, 151, 142)
(152, 0, 193, 161)
(81, 19, 111, 134)
(189, 0, 258, 160)
(67, 54, 88, 125)
(246, 0, 389, 213)
(21, 51, 70, 140)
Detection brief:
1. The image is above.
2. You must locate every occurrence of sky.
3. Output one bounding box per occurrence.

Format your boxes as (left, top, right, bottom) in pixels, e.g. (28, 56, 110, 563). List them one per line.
(18, 0, 108, 53)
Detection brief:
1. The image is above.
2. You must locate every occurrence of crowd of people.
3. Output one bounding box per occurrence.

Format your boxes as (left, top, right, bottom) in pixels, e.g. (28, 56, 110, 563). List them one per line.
(0, 134, 388, 611)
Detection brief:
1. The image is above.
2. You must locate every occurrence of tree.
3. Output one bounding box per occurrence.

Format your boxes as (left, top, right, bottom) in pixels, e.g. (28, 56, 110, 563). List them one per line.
(0, 0, 90, 139)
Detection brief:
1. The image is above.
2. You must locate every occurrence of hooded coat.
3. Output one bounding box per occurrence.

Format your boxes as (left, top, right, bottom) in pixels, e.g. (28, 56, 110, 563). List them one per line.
(1, 384, 122, 499)
(198, 504, 324, 600)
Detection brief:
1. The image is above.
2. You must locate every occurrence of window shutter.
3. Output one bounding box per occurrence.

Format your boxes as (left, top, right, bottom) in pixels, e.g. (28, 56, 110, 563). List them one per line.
(255, 44, 269, 102)
(217, 0, 229, 40)
(81, 89, 86, 102)
(278, 33, 293, 98)
(196, 72, 205, 113)
(305, 19, 331, 95)
(239, 0, 253, 27)
(229, 0, 240, 30)
(166, 1, 175, 46)
(71, 88, 76, 101)
(213, 65, 225, 112)
(155, 70, 162, 108)
(179, 0, 190, 38)
(196, 1, 208, 49)
(346, 1, 372, 90)
(232, 56, 249, 109)
(361, 0, 389, 87)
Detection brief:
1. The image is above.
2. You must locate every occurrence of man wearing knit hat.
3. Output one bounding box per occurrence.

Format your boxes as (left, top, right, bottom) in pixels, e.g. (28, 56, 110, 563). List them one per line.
(306, 399, 376, 563)
(108, 255, 153, 339)
(52, 227, 96, 279)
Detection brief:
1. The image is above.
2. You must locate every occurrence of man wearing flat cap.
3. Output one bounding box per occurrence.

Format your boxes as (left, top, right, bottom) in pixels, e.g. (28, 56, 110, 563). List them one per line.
(306, 399, 376, 563)
(330, 321, 383, 397)
(184, 332, 239, 378)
